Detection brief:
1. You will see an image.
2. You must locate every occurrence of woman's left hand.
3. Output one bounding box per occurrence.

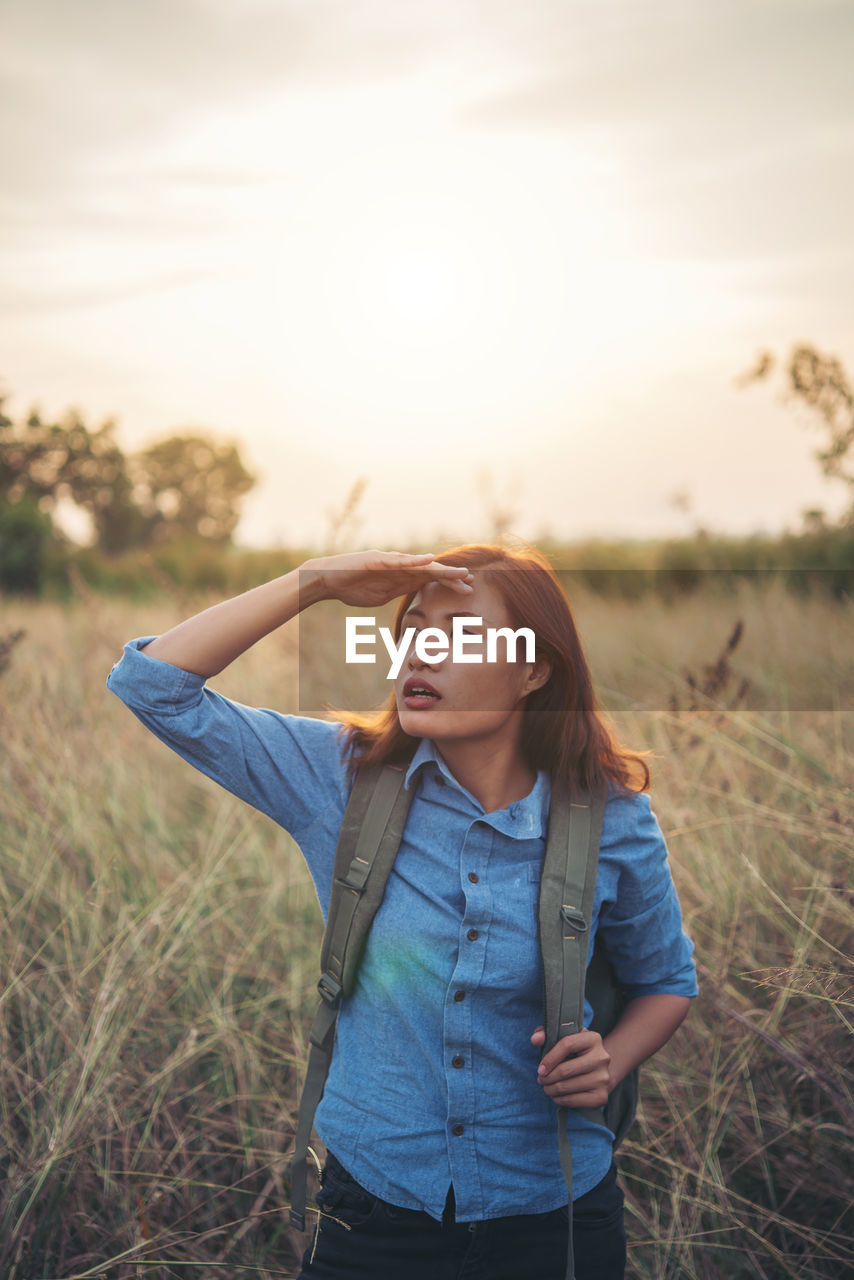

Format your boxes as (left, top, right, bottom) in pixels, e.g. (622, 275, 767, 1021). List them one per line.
(530, 1026, 613, 1108)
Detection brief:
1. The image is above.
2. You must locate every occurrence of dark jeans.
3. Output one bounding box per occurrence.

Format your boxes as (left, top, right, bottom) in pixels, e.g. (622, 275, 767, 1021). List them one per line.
(297, 1151, 626, 1280)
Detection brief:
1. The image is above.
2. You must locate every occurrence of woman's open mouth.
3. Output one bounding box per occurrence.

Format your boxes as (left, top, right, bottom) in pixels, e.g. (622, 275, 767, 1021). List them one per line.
(402, 677, 442, 709)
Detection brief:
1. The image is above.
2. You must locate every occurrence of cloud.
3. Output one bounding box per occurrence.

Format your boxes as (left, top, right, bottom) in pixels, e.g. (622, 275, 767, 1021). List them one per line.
(3, 0, 851, 341)
(0, 0, 449, 208)
(457, 1, 854, 265)
(460, 1, 854, 141)
(2, 267, 212, 315)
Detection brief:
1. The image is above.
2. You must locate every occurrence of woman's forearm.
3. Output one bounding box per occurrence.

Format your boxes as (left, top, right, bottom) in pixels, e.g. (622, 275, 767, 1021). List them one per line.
(137, 550, 472, 679)
(603, 993, 692, 1089)
(141, 562, 328, 677)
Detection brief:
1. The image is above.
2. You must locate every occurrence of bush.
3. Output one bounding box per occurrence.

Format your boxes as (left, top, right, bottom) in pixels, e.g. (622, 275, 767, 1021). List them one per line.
(0, 498, 55, 594)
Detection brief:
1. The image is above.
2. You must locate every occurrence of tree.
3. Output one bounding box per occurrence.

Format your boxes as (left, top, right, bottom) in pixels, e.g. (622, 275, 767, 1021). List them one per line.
(0, 397, 139, 551)
(0, 391, 256, 550)
(0, 495, 54, 593)
(735, 343, 854, 525)
(129, 433, 256, 545)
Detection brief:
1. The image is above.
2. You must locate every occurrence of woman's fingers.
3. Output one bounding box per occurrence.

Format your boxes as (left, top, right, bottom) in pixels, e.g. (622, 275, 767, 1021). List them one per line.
(531, 1029, 614, 1108)
(539, 1060, 612, 1107)
(316, 551, 473, 605)
(537, 1030, 602, 1079)
(544, 1083, 611, 1108)
(426, 561, 475, 593)
(535, 1030, 611, 1108)
(539, 1055, 610, 1086)
(373, 554, 475, 595)
(377, 552, 435, 567)
(386, 554, 474, 587)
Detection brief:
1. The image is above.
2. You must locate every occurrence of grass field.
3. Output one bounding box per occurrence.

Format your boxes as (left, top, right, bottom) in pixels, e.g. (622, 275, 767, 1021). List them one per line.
(1, 580, 852, 1278)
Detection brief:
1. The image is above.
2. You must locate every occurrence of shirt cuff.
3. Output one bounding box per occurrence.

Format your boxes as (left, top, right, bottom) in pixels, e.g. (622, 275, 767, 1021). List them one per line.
(106, 637, 206, 712)
(620, 966, 699, 1000)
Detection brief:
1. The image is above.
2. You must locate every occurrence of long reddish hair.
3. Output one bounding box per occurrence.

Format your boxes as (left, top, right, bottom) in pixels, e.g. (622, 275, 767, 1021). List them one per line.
(334, 542, 650, 796)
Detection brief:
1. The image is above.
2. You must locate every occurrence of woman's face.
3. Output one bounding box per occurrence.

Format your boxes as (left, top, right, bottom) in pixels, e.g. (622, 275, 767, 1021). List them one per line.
(393, 574, 550, 746)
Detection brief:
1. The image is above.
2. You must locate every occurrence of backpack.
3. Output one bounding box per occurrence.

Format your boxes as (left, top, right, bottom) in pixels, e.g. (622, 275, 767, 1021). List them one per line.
(289, 762, 637, 1280)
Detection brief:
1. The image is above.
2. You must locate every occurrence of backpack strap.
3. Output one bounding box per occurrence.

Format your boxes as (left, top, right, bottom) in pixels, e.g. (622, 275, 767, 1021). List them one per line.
(587, 937, 639, 1148)
(538, 778, 607, 1280)
(289, 761, 414, 1230)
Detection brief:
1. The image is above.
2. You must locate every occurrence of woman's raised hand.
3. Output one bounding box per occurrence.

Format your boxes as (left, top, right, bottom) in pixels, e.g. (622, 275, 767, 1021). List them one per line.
(138, 552, 472, 680)
(302, 551, 474, 608)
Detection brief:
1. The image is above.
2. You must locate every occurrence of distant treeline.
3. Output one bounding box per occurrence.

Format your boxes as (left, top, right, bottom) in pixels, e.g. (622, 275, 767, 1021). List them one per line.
(5, 523, 851, 601)
(543, 526, 854, 601)
(3, 340, 854, 598)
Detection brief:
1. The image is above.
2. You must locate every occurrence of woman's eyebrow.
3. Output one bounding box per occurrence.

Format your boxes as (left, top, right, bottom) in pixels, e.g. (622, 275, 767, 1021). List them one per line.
(403, 608, 486, 623)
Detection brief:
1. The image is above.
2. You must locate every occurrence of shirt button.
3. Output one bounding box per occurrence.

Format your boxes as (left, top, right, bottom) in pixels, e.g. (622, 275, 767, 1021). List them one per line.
(467, 928, 479, 942)
(452, 1124, 464, 1136)
(453, 989, 465, 1002)
(467, 872, 478, 884)
(452, 1055, 464, 1068)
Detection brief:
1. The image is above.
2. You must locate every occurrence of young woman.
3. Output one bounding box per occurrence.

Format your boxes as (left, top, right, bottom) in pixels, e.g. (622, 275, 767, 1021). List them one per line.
(106, 544, 697, 1280)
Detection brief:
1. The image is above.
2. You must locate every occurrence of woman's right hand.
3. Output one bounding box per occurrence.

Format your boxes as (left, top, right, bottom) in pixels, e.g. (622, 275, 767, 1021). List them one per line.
(301, 551, 474, 608)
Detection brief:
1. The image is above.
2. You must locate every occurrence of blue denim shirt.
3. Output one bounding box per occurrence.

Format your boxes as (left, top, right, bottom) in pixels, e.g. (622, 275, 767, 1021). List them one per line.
(107, 637, 698, 1219)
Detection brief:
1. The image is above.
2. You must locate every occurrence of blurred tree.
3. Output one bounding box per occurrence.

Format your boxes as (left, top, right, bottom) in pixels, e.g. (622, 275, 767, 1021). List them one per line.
(735, 343, 854, 525)
(129, 433, 256, 545)
(0, 397, 139, 551)
(0, 392, 256, 550)
(0, 495, 54, 593)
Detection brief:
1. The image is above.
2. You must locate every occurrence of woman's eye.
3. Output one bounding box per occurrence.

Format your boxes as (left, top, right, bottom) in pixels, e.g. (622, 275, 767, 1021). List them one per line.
(408, 625, 484, 642)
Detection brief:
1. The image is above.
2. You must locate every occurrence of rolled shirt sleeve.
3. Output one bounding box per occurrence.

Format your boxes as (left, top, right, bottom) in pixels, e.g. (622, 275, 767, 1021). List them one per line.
(106, 638, 352, 904)
(594, 789, 698, 1000)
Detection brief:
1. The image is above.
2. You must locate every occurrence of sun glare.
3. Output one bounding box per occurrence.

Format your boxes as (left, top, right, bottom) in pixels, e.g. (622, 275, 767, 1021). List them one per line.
(382, 249, 457, 324)
(219, 88, 732, 446)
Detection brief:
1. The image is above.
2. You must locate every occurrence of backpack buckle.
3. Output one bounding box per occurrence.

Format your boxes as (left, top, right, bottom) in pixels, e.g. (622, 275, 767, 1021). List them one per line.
(560, 905, 588, 933)
(334, 873, 367, 894)
(317, 973, 343, 1007)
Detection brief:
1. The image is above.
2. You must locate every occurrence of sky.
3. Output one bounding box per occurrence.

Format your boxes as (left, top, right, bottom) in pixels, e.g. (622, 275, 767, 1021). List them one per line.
(2, 0, 853, 549)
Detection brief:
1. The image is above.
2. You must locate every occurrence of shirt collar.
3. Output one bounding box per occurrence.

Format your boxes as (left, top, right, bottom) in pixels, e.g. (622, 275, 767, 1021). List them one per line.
(404, 737, 550, 839)
(404, 736, 456, 790)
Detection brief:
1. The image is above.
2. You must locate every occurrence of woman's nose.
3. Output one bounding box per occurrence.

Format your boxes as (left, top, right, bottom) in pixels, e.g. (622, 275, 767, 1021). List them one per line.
(406, 638, 438, 671)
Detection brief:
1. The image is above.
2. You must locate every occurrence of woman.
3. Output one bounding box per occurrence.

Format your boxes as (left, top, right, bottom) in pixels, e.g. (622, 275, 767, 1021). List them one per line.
(106, 544, 698, 1280)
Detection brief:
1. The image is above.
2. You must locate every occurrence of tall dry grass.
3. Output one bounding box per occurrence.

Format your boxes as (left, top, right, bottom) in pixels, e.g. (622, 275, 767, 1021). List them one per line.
(0, 581, 851, 1278)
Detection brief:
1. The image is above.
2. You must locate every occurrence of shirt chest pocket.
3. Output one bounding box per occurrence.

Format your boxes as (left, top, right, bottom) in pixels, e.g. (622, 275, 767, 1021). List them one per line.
(502, 861, 542, 938)
(487, 862, 545, 997)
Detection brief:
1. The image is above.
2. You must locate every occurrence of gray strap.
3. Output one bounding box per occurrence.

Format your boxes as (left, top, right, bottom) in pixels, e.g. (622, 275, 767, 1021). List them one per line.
(289, 1002, 338, 1230)
(561, 796, 602, 1044)
(290, 763, 413, 1230)
(320, 764, 410, 996)
(539, 785, 603, 1066)
(540, 780, 606, 1279)
(557, 1108, 575, 1279)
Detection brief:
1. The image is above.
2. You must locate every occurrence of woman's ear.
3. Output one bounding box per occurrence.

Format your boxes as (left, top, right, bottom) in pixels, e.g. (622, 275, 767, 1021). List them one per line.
(523, 657, 552, 697)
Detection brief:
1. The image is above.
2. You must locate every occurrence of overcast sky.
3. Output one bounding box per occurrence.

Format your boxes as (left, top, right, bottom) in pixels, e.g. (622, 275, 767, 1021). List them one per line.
(2, 0, 852, 547)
